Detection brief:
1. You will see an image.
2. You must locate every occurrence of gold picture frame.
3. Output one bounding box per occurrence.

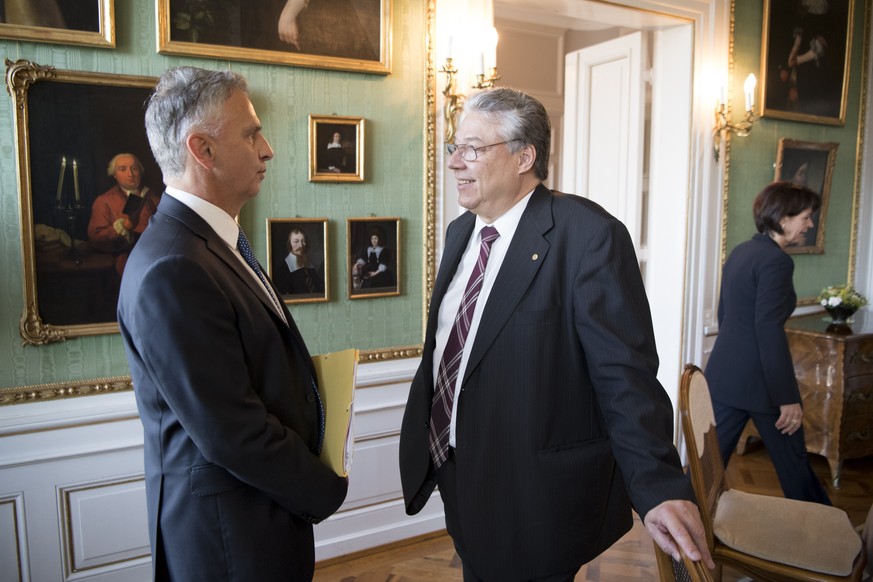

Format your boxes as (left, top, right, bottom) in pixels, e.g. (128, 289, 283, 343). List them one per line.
(156, 0, 392, 74)
(348, 217, 400, 299)
(0, 0, 115, 48)
(266, 218, 329, 304)
(5, 59, 159, 345)
(760, 0, 853, 125)
(309, 115, 365, 183)
(774, 138, 838, 255)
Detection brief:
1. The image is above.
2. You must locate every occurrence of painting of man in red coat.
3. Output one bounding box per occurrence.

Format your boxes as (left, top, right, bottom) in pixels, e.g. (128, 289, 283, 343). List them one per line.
(87, 152, 161, 276)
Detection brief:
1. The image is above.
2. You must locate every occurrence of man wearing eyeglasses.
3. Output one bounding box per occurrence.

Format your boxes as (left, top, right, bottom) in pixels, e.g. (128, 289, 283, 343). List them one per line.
(399, 87, 713, 581)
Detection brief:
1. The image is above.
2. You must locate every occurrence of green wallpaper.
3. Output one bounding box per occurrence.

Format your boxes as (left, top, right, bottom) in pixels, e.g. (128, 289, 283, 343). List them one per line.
(726, 0, 868, 302)
(0, 2, 428, 390)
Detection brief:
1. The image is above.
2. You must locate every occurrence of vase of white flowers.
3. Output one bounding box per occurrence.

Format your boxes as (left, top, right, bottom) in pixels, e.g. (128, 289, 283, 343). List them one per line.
(817, 285, 868, 324)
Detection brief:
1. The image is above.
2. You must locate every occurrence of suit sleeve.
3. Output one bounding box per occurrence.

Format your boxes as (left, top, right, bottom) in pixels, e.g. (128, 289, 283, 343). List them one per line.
(754, 254, 801, 406)
(571, 217, 694, 519)
(128, 254, 346, 519)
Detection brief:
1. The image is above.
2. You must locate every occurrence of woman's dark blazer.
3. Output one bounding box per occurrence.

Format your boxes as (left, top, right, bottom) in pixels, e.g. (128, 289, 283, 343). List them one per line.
(705, 233, 802, 412)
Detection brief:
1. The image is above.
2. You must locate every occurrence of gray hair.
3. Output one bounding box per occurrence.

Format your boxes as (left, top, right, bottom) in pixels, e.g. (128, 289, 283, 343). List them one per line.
(460, 87, 551, 181)
(106, 153, 143, 176)
(144, 67, 249, 179)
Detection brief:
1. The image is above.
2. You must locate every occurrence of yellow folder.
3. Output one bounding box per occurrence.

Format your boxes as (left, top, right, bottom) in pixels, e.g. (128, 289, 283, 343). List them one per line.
(312, 349, 358, 477)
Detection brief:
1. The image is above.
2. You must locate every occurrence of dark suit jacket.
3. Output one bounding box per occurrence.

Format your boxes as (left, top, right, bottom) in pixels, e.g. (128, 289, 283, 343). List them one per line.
(399, 185, 694, 580)
(118, 195, 347, 581)
(705, 233, 801, 412)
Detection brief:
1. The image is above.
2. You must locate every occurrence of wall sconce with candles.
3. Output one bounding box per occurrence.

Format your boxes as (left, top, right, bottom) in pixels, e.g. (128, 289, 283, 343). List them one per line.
(712, 73, 757, 162)
(441, 27, 500, 143)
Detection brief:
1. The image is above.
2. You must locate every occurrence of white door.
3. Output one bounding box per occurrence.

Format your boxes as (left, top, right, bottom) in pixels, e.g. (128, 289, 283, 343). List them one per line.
(561, 27, 695, 425)
(561, 32, 647, 259)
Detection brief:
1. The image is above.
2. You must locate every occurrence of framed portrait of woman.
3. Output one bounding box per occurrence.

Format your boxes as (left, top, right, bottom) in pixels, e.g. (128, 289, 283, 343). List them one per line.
(267, 218, 329, 304)
(0, 0, 114, 47)
(774, 138, 838, 255)
(157, 0, 392, 74)
(760, 0, 853, 125)
(347, 217, 400, 299)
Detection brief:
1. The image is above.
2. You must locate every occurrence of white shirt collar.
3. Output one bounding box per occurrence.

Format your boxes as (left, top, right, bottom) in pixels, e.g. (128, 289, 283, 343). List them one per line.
(473, 188, 534, 241)
(165, 186, 240, 249)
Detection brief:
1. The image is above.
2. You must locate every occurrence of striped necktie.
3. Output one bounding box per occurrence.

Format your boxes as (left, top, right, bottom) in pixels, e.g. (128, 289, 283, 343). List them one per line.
(428, 225, 500, 469)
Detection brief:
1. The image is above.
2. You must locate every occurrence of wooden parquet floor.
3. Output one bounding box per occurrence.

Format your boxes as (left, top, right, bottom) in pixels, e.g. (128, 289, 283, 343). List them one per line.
(314, 447, 873, 581)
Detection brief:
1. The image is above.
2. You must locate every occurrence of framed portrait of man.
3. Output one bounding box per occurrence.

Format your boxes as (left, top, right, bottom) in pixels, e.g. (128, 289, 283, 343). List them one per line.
(266, 218, 329, 304)
(6, 59, 160, 345)
(309, 115, 365, 183)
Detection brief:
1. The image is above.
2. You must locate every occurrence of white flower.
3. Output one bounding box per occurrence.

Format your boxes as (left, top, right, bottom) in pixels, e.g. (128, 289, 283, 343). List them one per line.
(827, 296, 842, 307)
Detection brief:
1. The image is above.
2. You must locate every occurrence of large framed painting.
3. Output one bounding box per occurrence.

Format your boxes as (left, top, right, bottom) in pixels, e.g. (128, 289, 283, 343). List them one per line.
(157, 0, 392, 74)
(760, 0, 853, 125)
(347, 217, 400, 299)
(266, 218, 329, 304)
(5, 59, 160, 345)
(0, 0, 115, 48)
(774, 138, 838, 255)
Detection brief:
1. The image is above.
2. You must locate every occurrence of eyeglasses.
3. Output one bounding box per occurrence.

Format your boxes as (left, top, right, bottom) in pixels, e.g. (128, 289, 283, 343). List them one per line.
(445, 140, 518, 162)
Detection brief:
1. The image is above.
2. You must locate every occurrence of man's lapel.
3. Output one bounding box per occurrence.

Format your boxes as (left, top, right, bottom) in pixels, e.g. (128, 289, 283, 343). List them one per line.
(463, 186, 553, 383)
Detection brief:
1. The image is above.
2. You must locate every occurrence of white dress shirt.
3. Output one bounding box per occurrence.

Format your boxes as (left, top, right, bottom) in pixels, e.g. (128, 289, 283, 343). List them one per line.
(164, 186, 286, 324)
(433, 190, 534, 447)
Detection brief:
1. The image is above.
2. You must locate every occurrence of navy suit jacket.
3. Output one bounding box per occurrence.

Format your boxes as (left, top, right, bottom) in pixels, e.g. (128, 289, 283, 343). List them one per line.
(705, 233, 801, 411)
(399, 185, 694, 580)
(118, 195, 347, 581)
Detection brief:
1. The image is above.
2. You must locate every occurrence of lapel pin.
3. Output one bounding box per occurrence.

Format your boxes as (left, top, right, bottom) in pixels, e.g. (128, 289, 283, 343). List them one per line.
(531, 253, 539, 261)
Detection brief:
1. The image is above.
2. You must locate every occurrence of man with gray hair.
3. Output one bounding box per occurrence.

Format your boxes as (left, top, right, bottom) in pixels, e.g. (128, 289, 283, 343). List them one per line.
(400, 87, 713, 581)
(118, 66, 347, 581)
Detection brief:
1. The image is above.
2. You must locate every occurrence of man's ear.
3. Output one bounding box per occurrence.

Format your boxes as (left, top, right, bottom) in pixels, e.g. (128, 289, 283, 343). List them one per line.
(517, 143, 536, 175)
(186, 132, 215, 170)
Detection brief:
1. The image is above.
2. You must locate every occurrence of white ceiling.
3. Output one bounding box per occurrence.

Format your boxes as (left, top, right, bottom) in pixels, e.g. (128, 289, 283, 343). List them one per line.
(494, 0, 685, 32)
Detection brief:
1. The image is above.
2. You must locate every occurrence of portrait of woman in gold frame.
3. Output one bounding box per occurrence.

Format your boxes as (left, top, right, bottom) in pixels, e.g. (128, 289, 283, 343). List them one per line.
(0, 0, 115, 48)
(157, 0, 392, 74)
(774, 137, 838, 255)
(759, 0, 853, 125)
(347, 217, 400, 299)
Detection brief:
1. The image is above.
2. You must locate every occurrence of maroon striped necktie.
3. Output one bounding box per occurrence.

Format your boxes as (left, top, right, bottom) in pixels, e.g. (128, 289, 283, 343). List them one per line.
(428, 225, 500, 469)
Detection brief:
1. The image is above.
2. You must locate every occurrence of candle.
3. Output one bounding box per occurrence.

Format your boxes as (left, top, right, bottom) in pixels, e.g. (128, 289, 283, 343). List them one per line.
(743, 73, 757, 112)
(72, 159, 80, 203)
(479, 52, 485, 76)
(56, 156, 66, 204)
(447, 35, 453, 59)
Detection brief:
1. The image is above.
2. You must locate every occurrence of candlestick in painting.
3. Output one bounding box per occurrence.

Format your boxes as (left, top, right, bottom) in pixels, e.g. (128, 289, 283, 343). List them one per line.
(73, 159, 80, 203)
(56, 156, 66, 204)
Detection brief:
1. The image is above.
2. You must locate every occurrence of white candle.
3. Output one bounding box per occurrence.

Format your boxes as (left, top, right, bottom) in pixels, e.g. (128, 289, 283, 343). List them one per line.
(72, 159, 80, 203)
(447, 35, 453, 59)
(56, 156, 66, 204)
(479, 52, 485, 76)
(743, 73, 757, 112)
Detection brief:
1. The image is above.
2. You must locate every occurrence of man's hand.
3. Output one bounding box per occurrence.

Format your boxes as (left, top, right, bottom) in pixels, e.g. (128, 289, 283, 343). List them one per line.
(113, 217, 133, 242)
(644, 499, 715, 569)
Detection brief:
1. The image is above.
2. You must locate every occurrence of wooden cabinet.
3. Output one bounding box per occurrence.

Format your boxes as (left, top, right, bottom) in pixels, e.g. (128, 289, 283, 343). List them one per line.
(785, 312, 873, 488)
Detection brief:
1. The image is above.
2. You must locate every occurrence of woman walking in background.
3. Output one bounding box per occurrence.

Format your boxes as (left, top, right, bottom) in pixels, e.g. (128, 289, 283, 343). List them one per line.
(705, 181, 831, 505)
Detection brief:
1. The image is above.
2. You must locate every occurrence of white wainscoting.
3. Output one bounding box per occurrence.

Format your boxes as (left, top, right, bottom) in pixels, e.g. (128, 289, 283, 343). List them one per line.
(0, 357, 438, 581)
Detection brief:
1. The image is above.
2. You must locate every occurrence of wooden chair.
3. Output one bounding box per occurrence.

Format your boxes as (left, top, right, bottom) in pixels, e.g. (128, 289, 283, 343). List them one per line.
(653, 543, 714, 582)
(678, 364, 866, 582)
